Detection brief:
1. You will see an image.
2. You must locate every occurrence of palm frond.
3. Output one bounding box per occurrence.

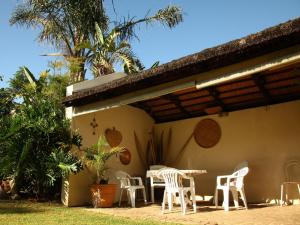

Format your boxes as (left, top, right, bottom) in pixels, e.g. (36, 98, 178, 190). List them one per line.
(151, 5, 183, 28)
(22, 67, 37, 88)
(58, 162, 79, 177)
(116, 5, 183, 41)
(94, 22, 104, 46)
(150, 61, 160, 69)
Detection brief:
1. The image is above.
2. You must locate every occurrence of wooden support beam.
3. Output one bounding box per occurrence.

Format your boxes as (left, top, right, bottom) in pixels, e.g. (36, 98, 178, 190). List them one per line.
(252, 74, 273, 103)
(206, 87, 227, 112)
(162, 94, 191, 117)
(131, 102, 158, 122)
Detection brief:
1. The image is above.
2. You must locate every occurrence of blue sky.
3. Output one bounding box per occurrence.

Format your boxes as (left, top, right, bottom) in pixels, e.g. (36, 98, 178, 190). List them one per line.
(1, 0, 300, 88)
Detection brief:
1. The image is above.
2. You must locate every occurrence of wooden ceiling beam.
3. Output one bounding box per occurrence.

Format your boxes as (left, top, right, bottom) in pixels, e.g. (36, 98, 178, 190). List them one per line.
(134, 65, 300, 123)
(156, 93, 300, 123)
(156, 111, 207, 123)
(226, 93, 300, 112)
(147, 93, 211, 108)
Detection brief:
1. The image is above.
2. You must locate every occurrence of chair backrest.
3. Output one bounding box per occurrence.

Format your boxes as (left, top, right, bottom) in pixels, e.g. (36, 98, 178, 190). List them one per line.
(232, 161, 249, 189)
(157, 168, 185, 192)
(284, 160, 300, 182)
(150, 165, 166, 170)
(115, 171, 131, 188)
(233, 161, 248, 172)
(150, 165, 167, 183)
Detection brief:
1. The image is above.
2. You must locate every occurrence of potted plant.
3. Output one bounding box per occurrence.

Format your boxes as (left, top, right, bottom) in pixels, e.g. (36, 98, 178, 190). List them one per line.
(82, 135, 122, 208)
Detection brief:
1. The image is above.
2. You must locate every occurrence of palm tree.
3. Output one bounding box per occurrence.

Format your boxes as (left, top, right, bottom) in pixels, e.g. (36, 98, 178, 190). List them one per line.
(10, 1, 183, 82)
(85, 23, 143, 77)
(82, 135, 122, 184)
(10, 0, 108, 83)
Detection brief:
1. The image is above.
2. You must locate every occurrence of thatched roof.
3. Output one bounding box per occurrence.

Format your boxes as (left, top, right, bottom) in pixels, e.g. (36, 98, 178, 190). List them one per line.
(63, 17, 300, 107)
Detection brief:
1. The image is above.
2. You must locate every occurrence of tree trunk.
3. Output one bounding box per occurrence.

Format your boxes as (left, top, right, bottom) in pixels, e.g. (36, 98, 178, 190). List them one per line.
(94, 65, 114, 77)
(68, 57, 86, 83)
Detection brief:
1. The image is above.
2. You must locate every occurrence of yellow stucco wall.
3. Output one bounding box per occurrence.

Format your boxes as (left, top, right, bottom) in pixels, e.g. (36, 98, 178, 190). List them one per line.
(63, 105, 154, 206)
(63, 100, 300, 206)
(155, 100, 300, 203)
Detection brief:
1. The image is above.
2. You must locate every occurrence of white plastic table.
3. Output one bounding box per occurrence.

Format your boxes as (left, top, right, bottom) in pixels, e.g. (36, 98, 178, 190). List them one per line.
(146, 169, 207, 178)
(146, 169, 207, 203)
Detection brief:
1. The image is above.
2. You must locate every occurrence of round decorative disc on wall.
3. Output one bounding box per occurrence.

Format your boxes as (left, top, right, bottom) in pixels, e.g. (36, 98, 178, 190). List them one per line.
(119, 148, 131, 165)
(105, 127, 122, 147)
(194, 118, 221, 148)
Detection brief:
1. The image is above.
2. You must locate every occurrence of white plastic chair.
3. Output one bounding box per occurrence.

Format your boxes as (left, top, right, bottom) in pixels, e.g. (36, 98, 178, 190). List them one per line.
(158, 168, 196, 215)
(115, 171, 147, 208)
(149, 165, 166, 203)
(214, 161, 249, 211)
(280, 160, 300, 206)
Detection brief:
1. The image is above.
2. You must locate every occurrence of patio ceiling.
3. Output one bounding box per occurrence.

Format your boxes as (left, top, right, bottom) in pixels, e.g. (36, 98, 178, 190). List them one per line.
(130, 63, 300, 123)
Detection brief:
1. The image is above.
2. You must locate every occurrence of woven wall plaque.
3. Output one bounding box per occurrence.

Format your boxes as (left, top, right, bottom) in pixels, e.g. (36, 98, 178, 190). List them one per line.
(105, 127, 122, 147)
(194, 119, 221, 148)
(119, 148, 131, 165)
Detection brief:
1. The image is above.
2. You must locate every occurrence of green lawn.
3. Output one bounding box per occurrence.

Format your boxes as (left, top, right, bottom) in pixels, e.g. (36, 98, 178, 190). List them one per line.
(0, 201, 179, 225)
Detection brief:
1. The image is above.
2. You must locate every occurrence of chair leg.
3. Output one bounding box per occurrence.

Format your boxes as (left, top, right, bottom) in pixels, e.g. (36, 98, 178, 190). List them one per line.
(161, 190, 166, 214)
(126, 190, 131, 206)
(231, 188, 239, 208)
(179, 191, 186, 215)
(280, 184, 284, 206)
(167, 192, 173, 212)
(191, 189, 197, 213)
(119, 189, 123, 207)
(129, 190, 136, 208)
(151, 186, 155, 203)
(240, 187, 248, 210)
(214, 188, 218, 208)
(142, 188, 147, 204)
(285, 184, 289, 205)
(223, 188, 229, 211)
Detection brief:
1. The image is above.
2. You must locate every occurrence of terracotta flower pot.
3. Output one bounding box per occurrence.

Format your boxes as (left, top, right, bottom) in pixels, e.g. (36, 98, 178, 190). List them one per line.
(90, 183, 117, 208)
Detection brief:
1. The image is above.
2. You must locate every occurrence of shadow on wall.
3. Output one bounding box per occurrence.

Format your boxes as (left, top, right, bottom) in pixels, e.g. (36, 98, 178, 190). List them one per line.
(248, 157, 300, 204)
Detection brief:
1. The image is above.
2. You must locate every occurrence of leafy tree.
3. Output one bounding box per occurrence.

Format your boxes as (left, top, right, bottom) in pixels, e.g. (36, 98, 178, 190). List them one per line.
(48, 60, 65, 76)
(0, 67, 82, 199)
(0, 76, 15, 164)
(0, 86, 14, 117)
(10, 1, 183, 82)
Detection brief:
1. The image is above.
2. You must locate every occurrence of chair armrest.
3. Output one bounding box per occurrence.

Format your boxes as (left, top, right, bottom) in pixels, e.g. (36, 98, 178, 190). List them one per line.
(130, 177, 144, 186)
(180, 174, 196, 188)
(216, 175, 233, 186)
(116, 177, 130, 188)
(186, 176, 195, 188)
(230, 174, 246, 179)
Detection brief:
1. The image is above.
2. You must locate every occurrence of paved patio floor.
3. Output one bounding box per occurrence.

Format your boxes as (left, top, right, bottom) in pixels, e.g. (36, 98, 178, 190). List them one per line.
(86, 202, 300, 225)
